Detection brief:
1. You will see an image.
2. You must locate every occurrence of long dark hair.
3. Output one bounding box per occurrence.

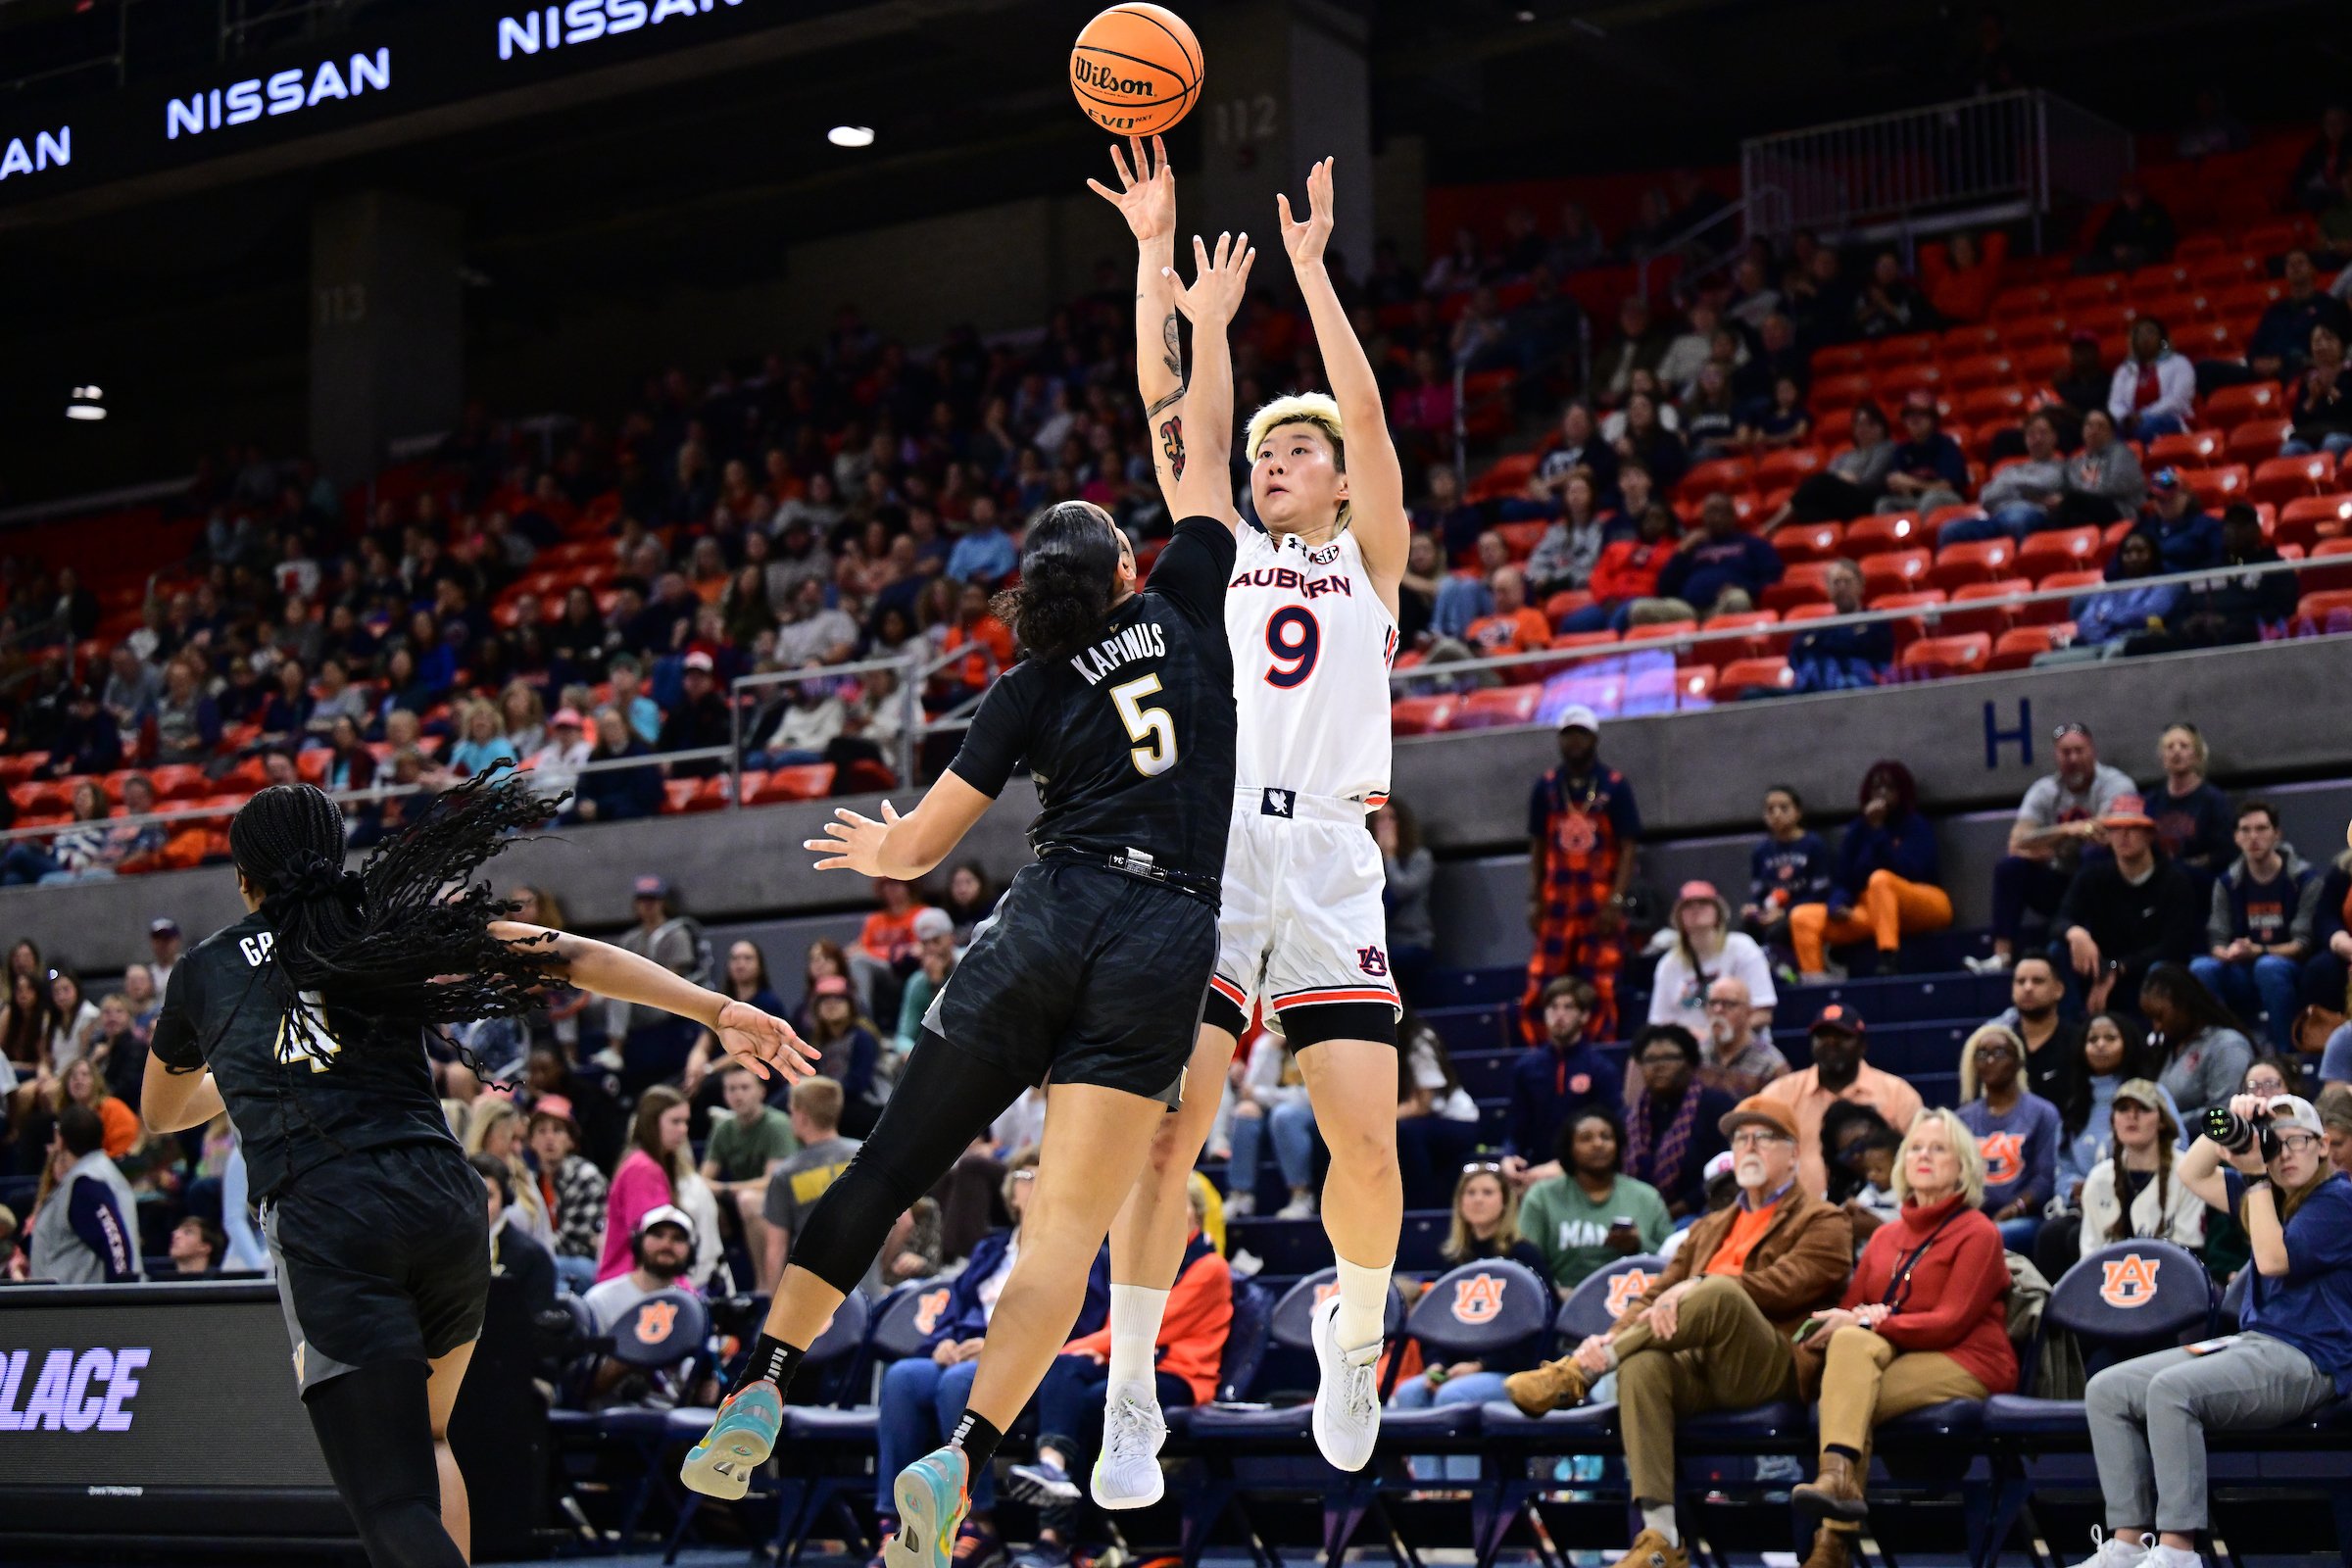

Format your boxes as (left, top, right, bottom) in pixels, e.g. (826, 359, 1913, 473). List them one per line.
(1821, 1100, 1897, 1205)
(225, 770, 565, 1055)
(1857, 758, 1918, 820)
(992, 501, 1119, 660)
(2061, 1010, 2154, 1139)
(2139, 962, 2249, 1055)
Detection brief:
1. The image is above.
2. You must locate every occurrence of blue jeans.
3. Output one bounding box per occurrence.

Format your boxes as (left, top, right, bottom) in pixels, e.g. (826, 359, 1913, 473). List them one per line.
(2280, 432, 2352, 458)
(2190, 954, 2302, 1052)
(1, 844, 58, 886)
(1228, 1101, 1317, 1202)
(554, 1253, 600, 1295)
(1939, 506, 2035, 545)
(1997, 1214, 2042, 1253)
(877, 1355, 995, 1515)
(1558, 600, 1636, 634)
(1433, 576, 1493, 639)
(2125, 411, 2189, 439)
(1388, 1369, 1509, 1480)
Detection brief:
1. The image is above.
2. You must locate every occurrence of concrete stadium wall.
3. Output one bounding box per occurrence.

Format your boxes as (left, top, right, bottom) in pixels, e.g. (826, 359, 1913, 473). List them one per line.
(9, 638, 2350, 978)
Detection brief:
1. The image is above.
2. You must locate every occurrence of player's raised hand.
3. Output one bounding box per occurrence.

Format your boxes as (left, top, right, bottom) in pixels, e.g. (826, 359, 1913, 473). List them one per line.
(714, 1001, 821, 1083)
(1087, 134, 1176, 245)
(1276, 156, 1336, 268)
(807, 800, 901, 876)
(1166, 230, 1255, 327)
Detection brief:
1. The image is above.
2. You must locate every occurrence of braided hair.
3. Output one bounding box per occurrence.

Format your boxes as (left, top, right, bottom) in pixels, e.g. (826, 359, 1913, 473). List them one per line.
(228, 767, 566, 1050)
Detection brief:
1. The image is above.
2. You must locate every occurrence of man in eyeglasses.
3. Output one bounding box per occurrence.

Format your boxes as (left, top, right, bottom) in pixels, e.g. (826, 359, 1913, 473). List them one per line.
(1970, 722, 2135, 975)
(1504, 1096, 1851, 1568)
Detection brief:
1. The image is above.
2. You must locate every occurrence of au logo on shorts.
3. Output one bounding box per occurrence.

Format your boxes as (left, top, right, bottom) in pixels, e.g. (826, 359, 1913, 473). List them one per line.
(2099, 1253, 2162, 1308)
(1450, 1273, 1506, 1324)
(1356, 946, 1389, 978)
(1605, 1270, 1655, 1321)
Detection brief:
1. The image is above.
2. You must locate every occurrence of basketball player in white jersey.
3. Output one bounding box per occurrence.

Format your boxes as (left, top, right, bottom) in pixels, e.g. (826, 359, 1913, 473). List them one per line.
(1084, 141, 1406, 1494)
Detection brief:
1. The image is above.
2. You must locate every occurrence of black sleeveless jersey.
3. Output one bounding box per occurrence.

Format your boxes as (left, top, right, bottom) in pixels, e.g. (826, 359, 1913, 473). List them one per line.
(949, 515, 1238, 882)
(149, 911, 457, 1202)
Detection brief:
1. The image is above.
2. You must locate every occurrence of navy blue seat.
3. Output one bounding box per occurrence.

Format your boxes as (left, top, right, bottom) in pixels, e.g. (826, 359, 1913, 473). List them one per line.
(1556, 1253, 1670, 1342)
(1385, 1258, 1553, 1449)
(1228, 1215, 1335, 1276)
(548, 1289, 712, 1551)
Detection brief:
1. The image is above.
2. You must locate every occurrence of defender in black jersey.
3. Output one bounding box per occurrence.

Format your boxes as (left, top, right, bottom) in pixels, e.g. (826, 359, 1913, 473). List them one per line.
(142, 773, 809, 1568)
(680, 230, 1259, 1561)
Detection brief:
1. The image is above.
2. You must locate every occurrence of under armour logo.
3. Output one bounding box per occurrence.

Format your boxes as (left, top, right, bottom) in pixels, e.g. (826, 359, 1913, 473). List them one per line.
(1262, 788, 1297, 817)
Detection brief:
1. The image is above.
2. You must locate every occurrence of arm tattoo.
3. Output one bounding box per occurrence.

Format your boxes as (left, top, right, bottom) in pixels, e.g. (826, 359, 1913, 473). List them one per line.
(1160, 310, 1182, 380)
(1146, 385, 1186, 417)
(1158, 413, 1187, 483)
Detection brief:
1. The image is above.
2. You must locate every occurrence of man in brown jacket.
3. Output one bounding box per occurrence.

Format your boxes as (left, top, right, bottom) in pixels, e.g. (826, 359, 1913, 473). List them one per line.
(1504, 1095, 1853, 1568)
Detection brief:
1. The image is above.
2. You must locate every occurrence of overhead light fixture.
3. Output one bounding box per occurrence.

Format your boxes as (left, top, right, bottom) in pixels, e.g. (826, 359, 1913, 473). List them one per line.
(828, 125, 875, 149)
(66, 385, 105, 421)
(1515, 8, 1535, 20)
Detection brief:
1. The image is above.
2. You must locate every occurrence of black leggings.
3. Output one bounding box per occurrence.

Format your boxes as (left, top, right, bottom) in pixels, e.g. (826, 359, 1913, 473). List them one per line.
(791, 1032, 1032, 1296)
(306, 1361, 464, 1568)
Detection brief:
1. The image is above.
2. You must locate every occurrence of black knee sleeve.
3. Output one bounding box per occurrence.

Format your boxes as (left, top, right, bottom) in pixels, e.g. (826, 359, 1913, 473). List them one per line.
(1202, 989, 1247, 1040)
(1284, 1002, 1399, 1050)
(789, 1031, 1032, 1297)
(305, 1362, 466, 1568)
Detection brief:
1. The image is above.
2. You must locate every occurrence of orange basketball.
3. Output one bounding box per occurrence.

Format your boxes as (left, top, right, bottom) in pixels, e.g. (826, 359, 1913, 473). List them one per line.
(1069, 4, 1202, 137)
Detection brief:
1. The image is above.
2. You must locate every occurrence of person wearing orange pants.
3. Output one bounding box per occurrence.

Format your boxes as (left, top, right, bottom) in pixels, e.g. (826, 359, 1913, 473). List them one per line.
(1790, 760, 1950, 981)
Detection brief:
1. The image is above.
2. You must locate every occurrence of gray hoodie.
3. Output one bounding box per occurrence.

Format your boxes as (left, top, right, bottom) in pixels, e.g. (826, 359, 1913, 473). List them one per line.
(2206, 841, 2326, 951)
(2063, 441, 2146, 513)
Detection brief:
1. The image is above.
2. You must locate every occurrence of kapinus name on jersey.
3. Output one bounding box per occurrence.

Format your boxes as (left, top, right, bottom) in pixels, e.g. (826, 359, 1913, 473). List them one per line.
(1067, 621, 1170, 685)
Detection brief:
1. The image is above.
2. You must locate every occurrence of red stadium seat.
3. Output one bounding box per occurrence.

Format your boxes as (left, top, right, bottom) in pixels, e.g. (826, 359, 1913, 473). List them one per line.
(2276, 493, 2352, 550)
(2146, 429, 2226, 468)
(2169, 320, 2241, 361)
(2228, 419, 2297, 466)
(1768, 521, 1842, 564)
(1811, 344, 1870, 377)
(1761, 562, 1837, 613)
(1691, 610, 1781, 661)
(662, 778, 719, 814)
(1844, 512, 1930, 556)
(2204, 382, 2282, 429)
(1813, 407, 1856, 446)
(1389, 696, 1458, 736)
(2181, 465, 2250, 509)
(1946, 353, 2018, 390)
(749, 764, 837, 804)
(2306, 536, 2352, 593)
(1676, 664, 1717, 707)
(1622, 618, 1698, 645)
(1450, 685, 1544, 730)
(1812, 372, 1876, 408)
(2057, 275, 2122, 308)
(146, 763, 211, 802)
(2017, 526, 2109, 580)
(1940, 323, 2005, 358)
(1469, 452, 1541, 503)
(1715, 657, 1795, 699)
(1927, 504, 1992, 542)
(1942, 578, 2035, 637)
(1955, 384, 2032, 427)
(1544, 589, 1594, 626)
(1756, 447, 1828, 488)
(1681, 457, 1754, 496)
(1988, 624, 2070, 670)
(1875, 362, 1946, 401)
(2251, 452, 2335, 505)
(1495, 520, 1548, 559)
(1867, 332, 1940, 371)
(1899, 633, 1993, 675)
(1932, 538, 2018, 588)
(2294, 589, 2352, 631)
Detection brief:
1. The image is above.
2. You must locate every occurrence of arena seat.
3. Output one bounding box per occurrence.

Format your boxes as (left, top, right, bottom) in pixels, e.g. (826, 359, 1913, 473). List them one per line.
(2016, 526, 2108, 580)
(2172, 320, 2242, 362)
(1681, 456, 1753, 495)
(1762, 562, 1836, 612)
(2252, 451, 2336, 505)
(1899, 632, 1993, 675)
(1450, 685, 1544, 729)
(1675, 664, 1716, 706)
(2230, 418, 2298, 467)
(1715, 656, 1794, 699)
(1942, 579, 2036, 637)
(1988, 623, 2071, 669)
(1945, 352, 2017, 391)
(2182, 464, 2250, 508)
(2204, 382, 2281, 428)
(2275, 492, 2352, 549)
(1810, 344, 1869, 376)
(1690, 610, 1779, 660)
(1621, 618, 1698, 646)
(1390, 695, 1459, 736)
(1941, 322, 2005, 357)
(1843, 511, 1931, 556)
(1859, 548, 1934, 598)
(2147, 429, 2226, 468)
(2296, 588, 2352, 630)
(1932, 538, 2018, 589)
(1768, 521, 1842, 564)
(1756, 446, 1828, 488)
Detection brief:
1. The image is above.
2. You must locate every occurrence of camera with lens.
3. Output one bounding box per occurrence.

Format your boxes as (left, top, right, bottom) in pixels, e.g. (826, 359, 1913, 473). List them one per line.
(2205, 1103, 2278, 1161)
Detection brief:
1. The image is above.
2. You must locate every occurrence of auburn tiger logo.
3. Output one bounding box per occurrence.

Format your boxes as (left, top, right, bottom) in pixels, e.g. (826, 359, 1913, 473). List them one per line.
(2099, 1253, 2161, 1308)
(1451, 1273, 1506, 1324)
(1979, 1132, 2026, 1188)
(634, 1299, 680, 1343)
(913, 1288, 953, 1336)
(1605, 1269, 1654, 1321)
(1357, 946, 1390, 978)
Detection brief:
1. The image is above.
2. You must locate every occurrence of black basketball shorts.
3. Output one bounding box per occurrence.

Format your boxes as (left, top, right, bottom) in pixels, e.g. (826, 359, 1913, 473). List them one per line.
(926, 858, 1217, 1108)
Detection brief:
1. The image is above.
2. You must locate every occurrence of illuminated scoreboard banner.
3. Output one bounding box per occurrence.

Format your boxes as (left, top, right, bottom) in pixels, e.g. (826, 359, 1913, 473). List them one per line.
(0, 0, 789, 212)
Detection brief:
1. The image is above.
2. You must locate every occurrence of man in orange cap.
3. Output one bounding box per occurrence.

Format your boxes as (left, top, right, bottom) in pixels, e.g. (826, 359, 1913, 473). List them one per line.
(1504, 1095, 1852, 1568)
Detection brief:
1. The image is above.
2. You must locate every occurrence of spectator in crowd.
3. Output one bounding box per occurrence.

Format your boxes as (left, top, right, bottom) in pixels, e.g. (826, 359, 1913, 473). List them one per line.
(2048, 1011, 2163, 1241)
(1694, 976, 1792, 1099)
(1013, 1173, 1229, 1532)
(2176, 86, 2249, 159)
(45, 683, 123, 778)
(2321, 1084, 2352, 1175)
(2057, 407, 2147, 523)
(1396, 1011, 1483, 1209)
(939, 860, 998, 943)
(1790, 760, 1949, 982)
(2249, 251, 2352, 383)
(1502, 977, 1615, 1189)
(2051, 335, 2115, 434)
(1610, 390, 1688, 494)
(1524, 708, 1640, 1043)
(2135, 469, 2224, 574)
(1974, 723, 2136, 974)
(1821, 1101, 1902, 1243)
(1952, 412, 2070, 542)
(2085, 176, 2177, 271)
(1225, 1029, 1316, 1220)
(1788, 560, 1892, 693)
(889, 908, 958, 1057)
(1536, 402, 1620, 509)
(152, 657, 222, 764)
(2065, 532, 2180, 653)
(1738, 373, 1812, 453)
(1565, 501, 1680, 633)
(583, 1204, 698, 1332)
(607, 656, 662, 745)
(1681, 365, 1743, 461)
(475, 1153, 558, 1321)
(27, 1105, 139, 1283)
(2077, 1080, 2203, 1263)
(598, 1085, 720, 1287)
(1463, 565, 1553, 660)
(466, 1100, 554, 1246)
(2282, 322, 2352, 458)
(1744, 784, 1832, 973)
(944, 496, 1017, 588)
(2291, 104, 2352, 211)
(88, 995, 148, 1111)
(2304, 842, 2352, 1038)
(701, 1063, 799, 1287)
(2108, 318, 2196, 441)
(1649, 880, 1777, 1041)
(571, 709, 662, 823)
(1955, 1024, 2062, 1251)
(1982, 954, 2084, 1108)
(1874, 392, 1968, 516)
(805, 977, 884, 1138)
(683, 941, 790, 1099)
(2140, 962, 2256, 1126)
(2080, 1093, 2351, 1568)
(528, 1108, 608, 1294)
(2191, 800, 2322, 1051)
(2146, 723, 2231, 883)
(1851, 251, 1936, 340)
(1519, 1108, 1673, 1291)
(1919, 229, 2009, 322)
(1647, 493, 1782, 621)
(1592, 297, 1671, 407)
(1621, 1024, 1737, 1219)
(1762, 1004, 1925, 1200)
(854, 877, 932, 1022)
(1386, 1164, 1548, 1477)
(2052, 798, 2205, 1013)
(611, 875, 704, 1089)
(528, 708, 593, 801)
(1503, 1095, 1851, 1568)
(1432, 529, 1507, 640)
(1375, 801, 1435, 1002)
(1790, 1107, 2015, 1568)
(762, 1076, 860, 1282)
(447, 701, 518, 778)
(658, 651, 734, 778)
(1525, 471, 1613, 600)
(160, 1214, 224, 1276)
(3, 781, 118, 886)
(1769, 404, 1898, 526)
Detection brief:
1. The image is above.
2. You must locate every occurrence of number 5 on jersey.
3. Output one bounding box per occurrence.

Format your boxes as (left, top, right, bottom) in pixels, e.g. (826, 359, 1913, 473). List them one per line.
(1111, 674, 1177, 777)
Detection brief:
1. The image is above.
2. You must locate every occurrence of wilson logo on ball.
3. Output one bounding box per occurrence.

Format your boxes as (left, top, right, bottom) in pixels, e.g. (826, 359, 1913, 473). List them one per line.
(1068, 4, 1201, 137)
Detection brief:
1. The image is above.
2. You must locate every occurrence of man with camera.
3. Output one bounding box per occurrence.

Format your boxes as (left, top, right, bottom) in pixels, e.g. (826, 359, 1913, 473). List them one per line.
(2078, 1093, 2352, 1568)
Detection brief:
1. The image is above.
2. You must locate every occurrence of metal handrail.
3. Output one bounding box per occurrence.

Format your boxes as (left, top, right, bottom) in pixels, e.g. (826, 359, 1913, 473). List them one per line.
(727, 652, 919, 808)
(1633, 187, 1788, 302)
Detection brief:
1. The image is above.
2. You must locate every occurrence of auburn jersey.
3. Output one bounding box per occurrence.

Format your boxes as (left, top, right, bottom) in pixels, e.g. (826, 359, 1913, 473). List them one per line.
(1224, 524, 1396, 805)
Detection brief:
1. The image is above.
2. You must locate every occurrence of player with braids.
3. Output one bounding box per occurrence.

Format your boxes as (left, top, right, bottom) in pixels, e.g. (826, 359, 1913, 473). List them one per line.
(143, 770, 811, 1568)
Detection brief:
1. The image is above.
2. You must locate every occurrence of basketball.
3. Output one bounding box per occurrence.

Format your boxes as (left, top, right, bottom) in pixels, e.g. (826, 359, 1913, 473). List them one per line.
(1069, 4, 1202, 136)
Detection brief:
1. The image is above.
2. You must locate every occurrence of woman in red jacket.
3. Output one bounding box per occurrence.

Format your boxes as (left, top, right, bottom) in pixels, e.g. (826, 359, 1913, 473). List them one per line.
(1559, 501, 1682, 634)
(1790, 1105, 2017, 1568)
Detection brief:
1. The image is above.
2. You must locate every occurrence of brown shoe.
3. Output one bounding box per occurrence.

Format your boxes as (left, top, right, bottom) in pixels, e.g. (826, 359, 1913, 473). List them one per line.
(1609, 1528, 1689, 1568)
(1792, 1450, 1869, 1524)
(1502, 1356, 1591, 1416)
(1800, 1523, 1855, 1568)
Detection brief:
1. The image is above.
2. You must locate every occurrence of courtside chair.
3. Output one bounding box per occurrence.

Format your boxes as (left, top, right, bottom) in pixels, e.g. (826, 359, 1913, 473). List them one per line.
(546, 1287, 710, 1552)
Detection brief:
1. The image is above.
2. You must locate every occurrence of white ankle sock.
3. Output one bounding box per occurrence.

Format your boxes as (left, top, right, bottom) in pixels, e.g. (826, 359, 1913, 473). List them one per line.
(1333, 1255, 1394, 1354)
(1106, 1285, 1169, 1390)
(1642, 1503, 1680, 1548)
